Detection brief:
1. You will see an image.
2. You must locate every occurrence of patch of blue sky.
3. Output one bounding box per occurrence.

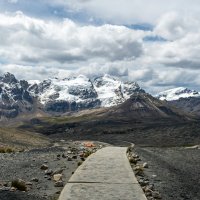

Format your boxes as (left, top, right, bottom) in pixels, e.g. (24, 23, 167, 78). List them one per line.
(125, 24, 153, 31)
(143, 35, 167, 42)
(0, 0, 105, 25)
(0, 0, 67, 20)
(0, 57, 8, 64)
(0, 1, 50, 18)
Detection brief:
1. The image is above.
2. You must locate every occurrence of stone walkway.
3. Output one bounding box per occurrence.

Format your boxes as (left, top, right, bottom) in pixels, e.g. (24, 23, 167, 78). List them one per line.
(59, 147, 147, 200)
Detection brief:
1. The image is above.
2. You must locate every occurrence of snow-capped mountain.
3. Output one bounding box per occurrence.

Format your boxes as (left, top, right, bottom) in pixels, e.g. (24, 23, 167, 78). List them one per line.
(31, 75, 98, 104)
(157, 87, 200, 101)
(157, 87, 200, 116)
(28, 75, 101, 112)
(2, 73, 200, 119)
(28, 74, 143, 111)
(93, 74, 141, 107)
(0, 72, 144, 118)
(0, 73, 34, 118)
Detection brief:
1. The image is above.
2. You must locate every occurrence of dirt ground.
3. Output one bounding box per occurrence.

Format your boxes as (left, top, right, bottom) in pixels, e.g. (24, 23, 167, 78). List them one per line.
(134, 146, 200, 200)
(0, 140, 108, 200)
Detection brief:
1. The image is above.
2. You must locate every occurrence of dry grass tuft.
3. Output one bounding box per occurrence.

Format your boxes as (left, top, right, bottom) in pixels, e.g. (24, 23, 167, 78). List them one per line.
(0, 146, 15, 153)
(11, 179, 27, 191)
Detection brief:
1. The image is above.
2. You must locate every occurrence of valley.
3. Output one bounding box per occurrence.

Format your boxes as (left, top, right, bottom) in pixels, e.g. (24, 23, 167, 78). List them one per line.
(0, 73, 200, 200)
(1, 1, 200, 199)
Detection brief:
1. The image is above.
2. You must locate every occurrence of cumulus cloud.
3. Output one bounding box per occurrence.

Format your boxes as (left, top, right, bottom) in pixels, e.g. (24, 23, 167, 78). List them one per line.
(144, 29, 200, 71)
(0, 12, 146, 67)
(0, 64, 56, 80)
(154, 12, 200, 40)
(1, 10, 200, 93)
(56, 62, 130, 79)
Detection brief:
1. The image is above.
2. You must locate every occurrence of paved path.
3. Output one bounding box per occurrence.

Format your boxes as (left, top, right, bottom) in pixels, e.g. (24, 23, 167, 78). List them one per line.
(59, 147, 147, 200)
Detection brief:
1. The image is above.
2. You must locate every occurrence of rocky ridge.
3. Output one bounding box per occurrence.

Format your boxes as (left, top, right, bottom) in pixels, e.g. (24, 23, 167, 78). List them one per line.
(0, 73, 34, 119)
(0, 73, 143, 119)
(157, 87, 200, 116)
(156, 87, 200, 101)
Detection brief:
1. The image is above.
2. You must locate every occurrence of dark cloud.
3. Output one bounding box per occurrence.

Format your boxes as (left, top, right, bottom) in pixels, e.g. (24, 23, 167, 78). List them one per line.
(107, 67, 128, 77)
(165, 60, 200, 70)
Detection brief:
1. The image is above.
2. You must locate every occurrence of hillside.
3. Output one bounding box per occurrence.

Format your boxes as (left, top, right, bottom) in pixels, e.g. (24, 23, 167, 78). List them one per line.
(18, 92, 200, 147)
(0, 127, 51, 150)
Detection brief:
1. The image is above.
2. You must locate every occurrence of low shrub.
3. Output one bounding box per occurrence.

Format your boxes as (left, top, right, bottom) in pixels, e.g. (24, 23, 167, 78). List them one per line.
(0, 146, 15, 153)
(77, 161, 83, 166)
(11, 179, 27, 191)
(83, 150, 93, 158)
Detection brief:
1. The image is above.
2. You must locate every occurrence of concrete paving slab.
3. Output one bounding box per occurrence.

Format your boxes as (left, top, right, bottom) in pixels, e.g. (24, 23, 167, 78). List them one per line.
(69, 147, 138, 184)
(59, 147, 147, 200)
(59, 183, 147, 200)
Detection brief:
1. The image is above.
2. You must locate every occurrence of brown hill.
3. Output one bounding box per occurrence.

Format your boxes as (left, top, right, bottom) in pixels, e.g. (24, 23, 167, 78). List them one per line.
(106, 92, 191, 122)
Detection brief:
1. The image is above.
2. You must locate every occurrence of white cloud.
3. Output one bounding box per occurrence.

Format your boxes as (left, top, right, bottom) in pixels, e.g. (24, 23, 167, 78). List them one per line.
(0, 64, 55, 80)
(1, 11, 200, 93)
(0, 12, 146, 66)
(7, 0, 18, 4)
(48, 0, 200, 24)
(154, 12, 200, 40)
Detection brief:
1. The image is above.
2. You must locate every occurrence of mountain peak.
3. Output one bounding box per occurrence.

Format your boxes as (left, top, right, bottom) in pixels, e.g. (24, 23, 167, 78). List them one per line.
(107, 92, 189, 122)
(27, 74, 142, 109)
(157, 87, 200, 101)
(0, 72, 18, 84)
(77, 74, 89, 80)
(103, 74, 118, 80)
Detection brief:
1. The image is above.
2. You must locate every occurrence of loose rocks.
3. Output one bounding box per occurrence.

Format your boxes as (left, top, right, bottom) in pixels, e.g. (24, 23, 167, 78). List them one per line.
(54, 181, 64, 187)
(143, 162, 149, 168)
(53, 174, 62, 182)
(40, 164, 48, 170)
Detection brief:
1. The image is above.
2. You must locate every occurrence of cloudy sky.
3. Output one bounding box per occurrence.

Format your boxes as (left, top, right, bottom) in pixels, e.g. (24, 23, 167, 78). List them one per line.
(1, 0, 200, 93)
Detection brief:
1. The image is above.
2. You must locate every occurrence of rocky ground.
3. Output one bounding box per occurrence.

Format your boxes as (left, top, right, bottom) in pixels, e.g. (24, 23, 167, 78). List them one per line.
(1, 134, 200, 200)
(132, 146, 200, 200)
(0, 140, 108, 200)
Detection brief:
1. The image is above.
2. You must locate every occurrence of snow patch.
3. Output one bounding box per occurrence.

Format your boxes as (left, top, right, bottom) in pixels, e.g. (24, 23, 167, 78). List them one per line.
(27, 74, 141, 107)
(157, 87, 200, 101)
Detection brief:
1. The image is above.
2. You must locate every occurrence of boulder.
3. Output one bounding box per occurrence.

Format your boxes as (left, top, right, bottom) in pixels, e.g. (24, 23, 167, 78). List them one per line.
(54, 181, 64, 187)
(31, 178, 39, 182)
(40, 164, 48, 170)
(53, 174, 62, 182)
(45, 169, 53, 175)
(143, 162, 149, 168)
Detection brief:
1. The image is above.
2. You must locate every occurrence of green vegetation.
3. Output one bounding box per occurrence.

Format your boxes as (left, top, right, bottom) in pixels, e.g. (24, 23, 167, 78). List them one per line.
(0, 146, 15, 153)
(83, 150, 93, 158)
(50, 195, 59, 200)
(0, 127, 51, 150)
(11, 179, 27, 191)
(77, 161, 83, 166)
(41, 114, 95, 124)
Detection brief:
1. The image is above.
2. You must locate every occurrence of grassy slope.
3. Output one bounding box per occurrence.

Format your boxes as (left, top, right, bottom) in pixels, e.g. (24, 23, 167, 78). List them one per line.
(0, 127, 51, 150)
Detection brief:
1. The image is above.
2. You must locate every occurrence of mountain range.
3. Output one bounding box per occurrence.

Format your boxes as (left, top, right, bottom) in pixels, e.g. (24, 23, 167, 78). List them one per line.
(156, 87, 200, 101)
(0, 73, 144, 119)
(0, 72, 200, 120)
(157, 87, 200, 116)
